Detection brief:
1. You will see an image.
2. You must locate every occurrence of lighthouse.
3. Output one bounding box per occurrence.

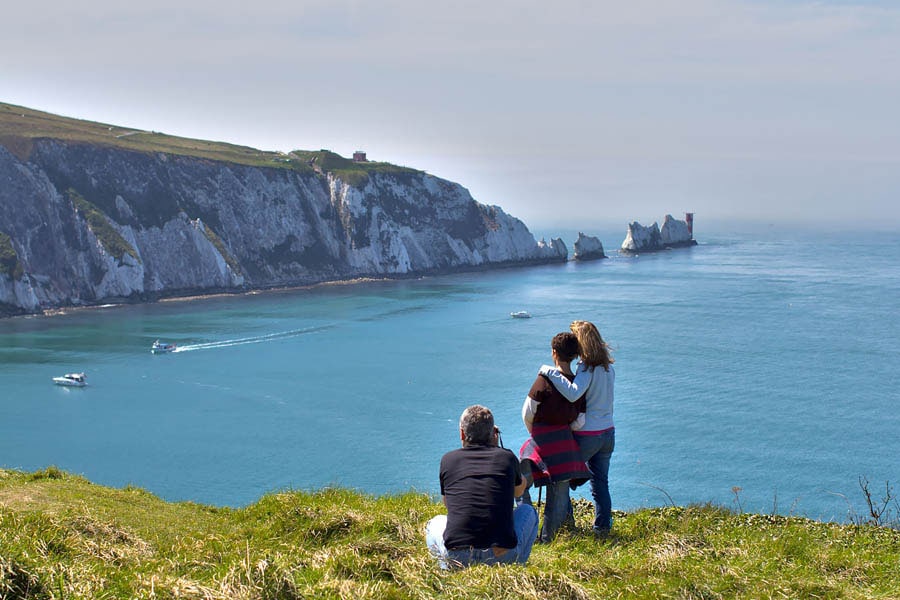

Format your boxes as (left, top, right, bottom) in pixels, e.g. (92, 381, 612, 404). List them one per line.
(685, 213, 694, 238)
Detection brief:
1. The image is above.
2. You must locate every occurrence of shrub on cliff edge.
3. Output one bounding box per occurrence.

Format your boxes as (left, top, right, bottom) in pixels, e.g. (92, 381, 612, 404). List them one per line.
(0, 232, 24, 279)
(67, 189, 141, 265)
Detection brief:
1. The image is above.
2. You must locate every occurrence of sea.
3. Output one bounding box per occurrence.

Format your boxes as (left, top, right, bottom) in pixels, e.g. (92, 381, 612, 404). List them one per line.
(1, 223, 898, 523)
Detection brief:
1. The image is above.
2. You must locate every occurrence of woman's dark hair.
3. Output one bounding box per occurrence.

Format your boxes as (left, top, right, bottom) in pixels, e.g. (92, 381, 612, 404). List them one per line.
(551, 332, 580, 363)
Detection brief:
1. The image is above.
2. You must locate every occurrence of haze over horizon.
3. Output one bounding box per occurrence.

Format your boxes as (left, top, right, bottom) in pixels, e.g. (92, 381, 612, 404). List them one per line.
(3, 1, 900, 232)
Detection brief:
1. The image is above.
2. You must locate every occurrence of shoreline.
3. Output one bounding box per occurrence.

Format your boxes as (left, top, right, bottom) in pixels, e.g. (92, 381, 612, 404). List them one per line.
(33, 276, 412, 319)
(10, 257, 568, 321)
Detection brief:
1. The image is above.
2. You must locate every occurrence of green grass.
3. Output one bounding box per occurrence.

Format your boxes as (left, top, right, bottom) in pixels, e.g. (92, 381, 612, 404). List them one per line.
(290, 150, 419, 187)
(0, 102, 304, 170)
(1, 469, 898, 599)
(0, 232, 24, 279)
(67, 189, 140, 264)
(202, 224, 241, 275)
(0, 103, 419, 184)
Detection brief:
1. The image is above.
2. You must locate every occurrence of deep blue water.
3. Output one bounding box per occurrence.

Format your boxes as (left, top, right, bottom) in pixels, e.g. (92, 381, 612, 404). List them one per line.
(1, 225, 898, 522)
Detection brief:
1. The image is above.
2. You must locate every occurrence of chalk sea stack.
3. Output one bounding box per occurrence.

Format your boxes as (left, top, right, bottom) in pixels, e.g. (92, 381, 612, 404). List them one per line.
(620, 213, 697, 254)
(572, 232, 606, 261)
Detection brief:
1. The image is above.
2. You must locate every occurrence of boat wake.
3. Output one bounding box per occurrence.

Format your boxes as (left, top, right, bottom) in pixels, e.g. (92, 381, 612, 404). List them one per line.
(173, 325, 333, 353)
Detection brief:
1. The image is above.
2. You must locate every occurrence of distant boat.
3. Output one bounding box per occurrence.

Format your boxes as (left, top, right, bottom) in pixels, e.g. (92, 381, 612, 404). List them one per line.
(151, 340, 177, 354)
(53, 373, 86, 387)
(510, 311, 531, 319)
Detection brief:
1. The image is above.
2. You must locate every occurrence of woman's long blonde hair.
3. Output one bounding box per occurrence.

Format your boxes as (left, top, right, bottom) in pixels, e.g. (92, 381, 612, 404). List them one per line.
(571, 320, 613, 372)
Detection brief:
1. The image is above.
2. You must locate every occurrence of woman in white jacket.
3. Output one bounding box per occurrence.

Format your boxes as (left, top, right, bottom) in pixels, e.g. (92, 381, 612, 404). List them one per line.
(540, 320, 616, 535)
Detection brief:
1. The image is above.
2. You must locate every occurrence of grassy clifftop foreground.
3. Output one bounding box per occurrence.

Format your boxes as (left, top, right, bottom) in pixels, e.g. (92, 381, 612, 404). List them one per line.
(1, 469, 898, 599)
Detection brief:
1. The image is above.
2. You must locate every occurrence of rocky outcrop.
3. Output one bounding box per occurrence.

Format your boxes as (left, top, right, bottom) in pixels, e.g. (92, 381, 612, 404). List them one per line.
(620, 214, 697, 254)
(660, 214, 693, 246)
(572, 233, 606, 261)
(621, 221, 662, 254)
(0, 140, 566, 316)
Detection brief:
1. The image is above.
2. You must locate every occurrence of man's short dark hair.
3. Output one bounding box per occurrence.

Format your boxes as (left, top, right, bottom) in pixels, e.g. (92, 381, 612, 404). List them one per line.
(552, 332, 580, 363)
(459, 405, 494, 447)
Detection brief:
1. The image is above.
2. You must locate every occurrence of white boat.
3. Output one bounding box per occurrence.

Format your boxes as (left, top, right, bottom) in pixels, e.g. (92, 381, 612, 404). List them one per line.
(53, 373, 87, 387)
(151, 340, 177, 354)
(510, 311, 532, 319)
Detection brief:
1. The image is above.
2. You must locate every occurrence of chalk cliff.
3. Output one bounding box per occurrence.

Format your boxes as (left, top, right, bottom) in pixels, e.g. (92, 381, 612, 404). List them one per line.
(572, 233, 606, 261)
(620, 214, 697, 254)
(0, 116, 566, 316)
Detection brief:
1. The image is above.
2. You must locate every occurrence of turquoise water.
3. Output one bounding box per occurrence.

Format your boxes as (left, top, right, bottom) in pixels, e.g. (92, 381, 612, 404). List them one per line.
(1, 226, 898, 521)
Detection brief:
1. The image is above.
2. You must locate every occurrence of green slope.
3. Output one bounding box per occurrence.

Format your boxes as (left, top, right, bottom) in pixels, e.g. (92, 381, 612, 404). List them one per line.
(0, 102, 417, 180)
(2, 468, 899, 599)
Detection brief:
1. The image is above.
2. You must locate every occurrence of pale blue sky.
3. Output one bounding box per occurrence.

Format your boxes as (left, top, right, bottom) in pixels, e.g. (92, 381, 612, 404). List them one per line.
(3, 1, 899, 230)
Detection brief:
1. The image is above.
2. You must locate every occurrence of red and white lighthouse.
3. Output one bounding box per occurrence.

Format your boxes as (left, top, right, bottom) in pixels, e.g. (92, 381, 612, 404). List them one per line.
(685, 212, 694, 238)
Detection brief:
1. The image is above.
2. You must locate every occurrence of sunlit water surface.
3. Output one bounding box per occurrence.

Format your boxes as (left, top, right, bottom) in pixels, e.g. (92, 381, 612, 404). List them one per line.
(2, 226, 898, 521)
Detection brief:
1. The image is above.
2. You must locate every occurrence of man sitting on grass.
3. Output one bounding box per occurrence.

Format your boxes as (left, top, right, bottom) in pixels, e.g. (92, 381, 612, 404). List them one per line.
(425, 405, 538, 568)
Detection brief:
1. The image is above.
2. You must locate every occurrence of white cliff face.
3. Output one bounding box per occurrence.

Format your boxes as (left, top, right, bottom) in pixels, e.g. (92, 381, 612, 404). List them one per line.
(129, 216, 245, 291)
(0, 277, 41, 312)
(621, 221, 661, 253)
(329, 173, 566, 273)
(0, 142, 565, 315)
(539, 237, 567, 261)
(573, 233, 606, 260)
(660, 214, 692, 245)
(621, 215, 695, 253)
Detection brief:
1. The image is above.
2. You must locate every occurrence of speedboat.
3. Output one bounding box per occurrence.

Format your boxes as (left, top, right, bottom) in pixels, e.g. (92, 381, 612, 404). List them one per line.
(53, 373, 87, 387)
(151, 340, 177, 354)
(510, 311, 531, 319)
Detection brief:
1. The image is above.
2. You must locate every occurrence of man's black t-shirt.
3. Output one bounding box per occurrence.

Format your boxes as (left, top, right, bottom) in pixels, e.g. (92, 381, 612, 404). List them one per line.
(439, 445, 522, 550)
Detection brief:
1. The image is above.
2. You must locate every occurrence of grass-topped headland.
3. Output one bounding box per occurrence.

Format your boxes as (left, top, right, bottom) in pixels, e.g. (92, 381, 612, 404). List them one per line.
(0, 103, 419, 182)
(1, 469, 898, 599)
(0, 103, 296, 170)
(289, 149, 420, 188)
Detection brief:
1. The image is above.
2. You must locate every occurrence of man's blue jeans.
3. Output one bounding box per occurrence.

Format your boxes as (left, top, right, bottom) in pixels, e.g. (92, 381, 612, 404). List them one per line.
(425, 503, 538, 568)
(576, 429, 615, 532)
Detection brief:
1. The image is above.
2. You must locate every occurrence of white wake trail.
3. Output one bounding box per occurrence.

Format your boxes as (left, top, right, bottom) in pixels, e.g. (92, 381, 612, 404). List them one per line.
(173, 325, 331, 353)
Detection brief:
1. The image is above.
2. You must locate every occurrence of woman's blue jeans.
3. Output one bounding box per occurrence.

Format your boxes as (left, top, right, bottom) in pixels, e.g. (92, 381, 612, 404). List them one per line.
(576, 429, 615, 532)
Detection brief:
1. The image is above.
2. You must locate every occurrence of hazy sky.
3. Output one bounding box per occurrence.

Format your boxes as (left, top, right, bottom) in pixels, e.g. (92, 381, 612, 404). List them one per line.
(4, 1, 900, 231)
